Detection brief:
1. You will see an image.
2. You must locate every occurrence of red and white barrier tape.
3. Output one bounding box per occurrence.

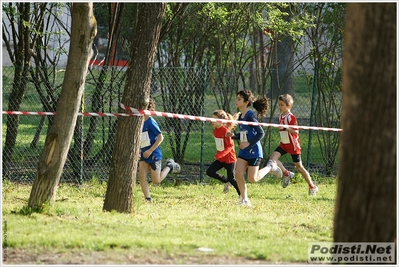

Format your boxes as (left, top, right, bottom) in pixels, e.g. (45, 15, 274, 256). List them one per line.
(2, 110, 137, 117)
(2, 106, 343, 132)
(120, 103, 343, 132)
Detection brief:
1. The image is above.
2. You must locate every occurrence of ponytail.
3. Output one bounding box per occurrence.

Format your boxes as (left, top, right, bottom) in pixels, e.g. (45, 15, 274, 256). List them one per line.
(253, 96, 269, 118)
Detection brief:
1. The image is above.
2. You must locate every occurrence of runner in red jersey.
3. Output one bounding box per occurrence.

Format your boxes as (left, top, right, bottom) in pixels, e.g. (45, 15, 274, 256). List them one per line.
(278, 111, 301, 155)
(206, 110, 241, 197)
(268, 94, 318, 196)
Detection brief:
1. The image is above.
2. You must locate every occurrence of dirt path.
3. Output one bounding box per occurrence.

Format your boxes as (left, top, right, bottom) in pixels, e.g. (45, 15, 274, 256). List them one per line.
(3, 248, 293, 265)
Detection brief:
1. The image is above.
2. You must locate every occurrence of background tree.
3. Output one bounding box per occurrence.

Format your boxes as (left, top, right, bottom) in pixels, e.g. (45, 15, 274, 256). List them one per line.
(2, 3, 81, 181)
(154, 3, 313, 163)
(103, 3, 166, 213)
(83, 3, 125, 160)
(2, 3, 346, 183)
(269, 4, 294, 99)
(2, 3, 35, 178)
(81, 4, 136, 169)
(28, 3, 71, 144)
(334, 3, 396, 242)
(28, 3, 97, 209)
(303, 3, 345, 174)
(264, 4, 312, 99)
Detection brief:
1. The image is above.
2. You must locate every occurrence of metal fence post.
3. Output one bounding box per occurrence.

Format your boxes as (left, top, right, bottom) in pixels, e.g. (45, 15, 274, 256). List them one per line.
(79, 97, 84, 184)
(200, 62, 208, 183)
(307, 61, 318, 169)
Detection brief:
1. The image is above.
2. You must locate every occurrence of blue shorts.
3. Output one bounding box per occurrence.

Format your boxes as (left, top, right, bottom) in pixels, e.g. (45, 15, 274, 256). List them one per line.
(238, 156, 262, 167)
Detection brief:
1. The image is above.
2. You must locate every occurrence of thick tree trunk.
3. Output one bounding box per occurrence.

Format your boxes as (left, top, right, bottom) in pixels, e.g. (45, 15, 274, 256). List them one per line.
(334, 3, 396, 242)
(103, 3, 166, 213)
(28, 3, 97, 208)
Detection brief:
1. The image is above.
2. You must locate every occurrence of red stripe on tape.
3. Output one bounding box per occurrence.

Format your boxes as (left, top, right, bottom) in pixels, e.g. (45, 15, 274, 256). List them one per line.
(119, 103, 343, 132)
(2, 105, 343, 132)
(2, 110, 139, 117)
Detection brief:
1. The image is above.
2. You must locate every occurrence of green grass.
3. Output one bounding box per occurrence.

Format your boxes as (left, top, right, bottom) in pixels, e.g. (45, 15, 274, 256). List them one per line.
(2, 176, 337, 263)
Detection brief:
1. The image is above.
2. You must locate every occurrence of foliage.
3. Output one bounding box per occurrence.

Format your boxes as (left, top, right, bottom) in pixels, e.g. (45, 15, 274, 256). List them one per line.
(301, 3, 345, 174)
(263, 3, 314, 42)
(2, 3, 344, 181)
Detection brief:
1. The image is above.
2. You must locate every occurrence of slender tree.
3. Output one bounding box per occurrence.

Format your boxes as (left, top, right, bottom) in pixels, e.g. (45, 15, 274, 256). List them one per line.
(304, 3, 345, 174)
(334, 3, 396, 242)
(269, 4, 294, 98)
(83, 3, 125, 159)
(103, 3, 166, 213)
(2, 3, 34, 179)
(28, 3, 97, 208)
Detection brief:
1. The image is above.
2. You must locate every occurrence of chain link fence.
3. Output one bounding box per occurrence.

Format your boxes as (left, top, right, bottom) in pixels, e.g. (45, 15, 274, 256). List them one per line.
(2, 66, 341, 184)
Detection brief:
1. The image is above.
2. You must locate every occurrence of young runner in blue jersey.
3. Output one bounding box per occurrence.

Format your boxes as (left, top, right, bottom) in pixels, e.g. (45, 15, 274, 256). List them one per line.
(226, 90, 282, 206)
(138, 98, 181, 202)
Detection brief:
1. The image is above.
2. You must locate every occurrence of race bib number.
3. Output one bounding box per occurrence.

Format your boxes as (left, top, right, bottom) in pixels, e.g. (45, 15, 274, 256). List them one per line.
(240, 131, 248, 142)
(141, 131, 151, 148)
(279, 131, 290, 144)
(214, 137, 224, 151)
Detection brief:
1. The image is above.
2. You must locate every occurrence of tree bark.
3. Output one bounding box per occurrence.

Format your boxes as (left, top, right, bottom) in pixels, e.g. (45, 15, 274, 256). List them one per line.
(334, 3, 396, 242)
(28, 3, 97, 208)
(103, 3, 166, 213)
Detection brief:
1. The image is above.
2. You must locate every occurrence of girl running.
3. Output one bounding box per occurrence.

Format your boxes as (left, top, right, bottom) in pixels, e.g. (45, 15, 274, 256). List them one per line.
(206, 110, 241, 197)
(227, 90, 282, 206)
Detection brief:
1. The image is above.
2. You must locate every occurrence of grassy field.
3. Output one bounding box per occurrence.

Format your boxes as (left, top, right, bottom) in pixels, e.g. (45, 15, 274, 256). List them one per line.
(2, 176, 337, 264)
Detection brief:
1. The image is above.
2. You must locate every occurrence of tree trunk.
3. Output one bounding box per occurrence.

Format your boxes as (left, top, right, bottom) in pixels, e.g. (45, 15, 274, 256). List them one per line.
(28, 3, 97, 209)
(103, 3, 166, 213)
(270, 5, 294, 99)
(2, 3, 31, 179)
(334, 3, 396, 242)
(30, 116, 46, 149)
(83, 3, 124, 159)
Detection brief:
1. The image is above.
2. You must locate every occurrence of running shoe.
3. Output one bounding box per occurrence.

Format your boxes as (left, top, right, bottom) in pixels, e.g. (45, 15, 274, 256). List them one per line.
(308, 186, 319, 196)
(267, 160, 283, 179)
(237, 198, 251, 207)
(171, 162, 181, 173)
(166, 159, 181, 173)
(223, 182, 231, 194)
(282, 171, 294, 188)
(166, 158, 175, 165)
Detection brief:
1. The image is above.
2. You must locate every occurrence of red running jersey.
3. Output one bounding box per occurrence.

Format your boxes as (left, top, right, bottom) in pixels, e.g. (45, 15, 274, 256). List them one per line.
(213, 126, 237, 164)
(278, 112, 301, 154)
